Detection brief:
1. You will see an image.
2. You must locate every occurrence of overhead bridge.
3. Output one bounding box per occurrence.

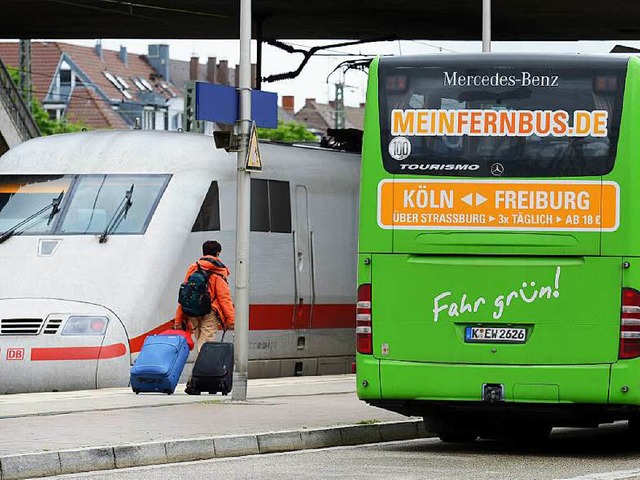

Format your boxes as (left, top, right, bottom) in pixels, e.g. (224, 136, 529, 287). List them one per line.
(0, 57, 39, 156)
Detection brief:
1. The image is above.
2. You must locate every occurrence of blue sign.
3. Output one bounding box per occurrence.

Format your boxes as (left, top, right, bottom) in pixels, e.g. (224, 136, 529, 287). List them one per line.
(195, 82, 278, 129)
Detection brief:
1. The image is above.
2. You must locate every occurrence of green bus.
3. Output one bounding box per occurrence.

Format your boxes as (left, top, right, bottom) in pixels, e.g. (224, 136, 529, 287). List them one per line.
(356, 53, 640, 442)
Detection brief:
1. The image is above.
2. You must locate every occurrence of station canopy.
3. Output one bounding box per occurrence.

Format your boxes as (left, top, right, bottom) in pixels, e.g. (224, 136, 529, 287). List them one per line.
(2, 0, 640, 40)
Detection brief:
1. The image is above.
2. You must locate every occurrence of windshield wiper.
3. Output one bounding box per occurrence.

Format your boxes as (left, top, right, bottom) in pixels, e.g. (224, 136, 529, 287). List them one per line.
(0, 191, 64, 245)
(99, 184, 134, 243)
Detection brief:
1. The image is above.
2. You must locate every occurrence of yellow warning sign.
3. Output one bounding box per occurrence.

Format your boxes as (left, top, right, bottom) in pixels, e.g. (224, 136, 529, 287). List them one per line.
(377, 179, 619, 231)
(245, 122, 262, 172)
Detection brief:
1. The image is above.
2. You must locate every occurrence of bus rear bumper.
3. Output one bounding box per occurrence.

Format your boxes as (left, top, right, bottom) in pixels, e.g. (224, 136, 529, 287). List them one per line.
(356, 356, 640, 424)
(366, 398, 640, 427)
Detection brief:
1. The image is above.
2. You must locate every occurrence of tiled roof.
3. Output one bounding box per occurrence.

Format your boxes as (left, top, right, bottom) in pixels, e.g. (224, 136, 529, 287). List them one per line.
(0, 42, 61, 101)
(294, 99, 365, 133)
(345, 105, 365, 131)
(169, 58, 237, 94)
(0, 41, 181, 105)
(57, 42, 180, 102)
(65, 86, 129, 129)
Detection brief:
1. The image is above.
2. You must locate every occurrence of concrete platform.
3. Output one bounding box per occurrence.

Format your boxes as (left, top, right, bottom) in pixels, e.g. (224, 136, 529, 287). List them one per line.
(0, 375, 428, 480)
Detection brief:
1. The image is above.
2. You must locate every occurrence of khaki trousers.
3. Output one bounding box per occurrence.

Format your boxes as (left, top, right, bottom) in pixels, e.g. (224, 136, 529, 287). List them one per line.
(188, 310, 222, 352)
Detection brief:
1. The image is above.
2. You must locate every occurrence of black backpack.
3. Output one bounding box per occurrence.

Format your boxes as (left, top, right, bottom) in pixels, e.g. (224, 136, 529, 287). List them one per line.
(178, 264, 212, 317)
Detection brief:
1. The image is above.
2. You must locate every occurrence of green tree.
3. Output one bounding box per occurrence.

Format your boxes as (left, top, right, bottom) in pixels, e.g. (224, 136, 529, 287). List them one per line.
(257, 120, 317, 142)
(8, 67, 86, 135)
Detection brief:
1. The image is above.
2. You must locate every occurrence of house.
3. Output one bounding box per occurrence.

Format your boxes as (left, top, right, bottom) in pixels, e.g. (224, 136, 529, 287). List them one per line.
(0, 42, 183, 131)
(293, 97, 365, 137)
(279, 96, 297, 124)
(170, 56, 236, 93)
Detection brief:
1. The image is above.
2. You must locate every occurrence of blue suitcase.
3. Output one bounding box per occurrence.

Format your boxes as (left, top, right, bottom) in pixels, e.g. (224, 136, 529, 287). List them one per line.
(130, 334, 189, 394)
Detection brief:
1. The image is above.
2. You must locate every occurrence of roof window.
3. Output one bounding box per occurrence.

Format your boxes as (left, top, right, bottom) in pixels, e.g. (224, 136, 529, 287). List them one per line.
(103, 71, 133, 100)
(131, 77, 146, 91)
(116, 76, 130, 90)
(139, 78, 154, 92)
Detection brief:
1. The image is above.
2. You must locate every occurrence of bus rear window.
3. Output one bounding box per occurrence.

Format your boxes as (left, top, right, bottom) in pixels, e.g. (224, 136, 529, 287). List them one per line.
(379, 56, 627, 177)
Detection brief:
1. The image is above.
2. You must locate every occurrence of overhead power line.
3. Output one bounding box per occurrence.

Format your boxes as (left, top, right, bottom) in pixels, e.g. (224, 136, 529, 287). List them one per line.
(262, 37, 395, 83)
(45, 0, 228, 19)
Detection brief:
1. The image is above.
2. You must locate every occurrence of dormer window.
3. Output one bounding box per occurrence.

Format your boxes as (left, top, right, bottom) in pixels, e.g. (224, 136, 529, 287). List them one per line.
(60, 69, 72, 86)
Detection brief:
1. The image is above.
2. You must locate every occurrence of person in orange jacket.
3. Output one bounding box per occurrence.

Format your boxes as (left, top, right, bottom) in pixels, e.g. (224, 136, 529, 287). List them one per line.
(175, 240, 235, 352)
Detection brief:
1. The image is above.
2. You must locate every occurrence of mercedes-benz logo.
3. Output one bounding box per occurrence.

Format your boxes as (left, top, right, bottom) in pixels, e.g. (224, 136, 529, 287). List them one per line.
(490, 163, 505, 176)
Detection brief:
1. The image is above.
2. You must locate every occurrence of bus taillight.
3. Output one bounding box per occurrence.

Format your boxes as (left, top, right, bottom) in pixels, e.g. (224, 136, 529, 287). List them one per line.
(356, 283, 372, 354)
(620, 288, 640, 359)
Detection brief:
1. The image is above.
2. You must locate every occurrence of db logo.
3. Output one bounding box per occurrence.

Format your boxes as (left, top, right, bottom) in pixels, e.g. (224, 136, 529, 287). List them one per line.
(6, 348, 25, 360)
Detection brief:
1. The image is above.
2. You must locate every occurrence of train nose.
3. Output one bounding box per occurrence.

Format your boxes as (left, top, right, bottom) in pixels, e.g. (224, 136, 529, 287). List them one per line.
(0, 298, 130, 393)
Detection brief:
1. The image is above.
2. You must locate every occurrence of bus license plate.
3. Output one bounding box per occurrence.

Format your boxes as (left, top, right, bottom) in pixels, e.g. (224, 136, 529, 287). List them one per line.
(465, 327, 526, 343)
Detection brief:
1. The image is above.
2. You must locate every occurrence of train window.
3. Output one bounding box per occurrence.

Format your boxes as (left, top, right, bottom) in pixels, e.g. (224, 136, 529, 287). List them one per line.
(191, 181, 221, 232)
(250, 179, 291, 233)
(58, 174, 169, 235)
(0, 175, 73, 236)
(269, 180, 292, 233)
(250, 179, 270, 232)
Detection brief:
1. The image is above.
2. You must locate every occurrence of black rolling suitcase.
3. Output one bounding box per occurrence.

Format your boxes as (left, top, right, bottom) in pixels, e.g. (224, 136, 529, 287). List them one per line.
(186, 331, 234, 395)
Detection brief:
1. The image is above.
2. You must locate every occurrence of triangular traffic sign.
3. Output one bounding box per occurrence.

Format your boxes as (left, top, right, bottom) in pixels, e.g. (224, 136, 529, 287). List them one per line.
(245, 122, 263, 172)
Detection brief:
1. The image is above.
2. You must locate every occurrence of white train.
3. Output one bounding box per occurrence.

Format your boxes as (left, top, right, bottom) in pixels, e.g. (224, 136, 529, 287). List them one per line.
(0, 130, 359, 394)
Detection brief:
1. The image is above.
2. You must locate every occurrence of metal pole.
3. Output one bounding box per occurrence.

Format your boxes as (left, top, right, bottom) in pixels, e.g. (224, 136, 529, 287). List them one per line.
(482, 0, 491, 52)
(19, 40, 32, 113)
(232, 0, 252, 402)
(256, 20, 263, 90)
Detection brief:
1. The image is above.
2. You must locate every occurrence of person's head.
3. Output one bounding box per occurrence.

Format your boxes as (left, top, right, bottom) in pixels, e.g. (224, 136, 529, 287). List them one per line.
(203, 240, 222, 257)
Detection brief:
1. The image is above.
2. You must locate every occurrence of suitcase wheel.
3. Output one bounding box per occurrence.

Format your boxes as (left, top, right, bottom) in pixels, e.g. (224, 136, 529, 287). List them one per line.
(165, 389, 174, 395)
(133, 390, 140, 395)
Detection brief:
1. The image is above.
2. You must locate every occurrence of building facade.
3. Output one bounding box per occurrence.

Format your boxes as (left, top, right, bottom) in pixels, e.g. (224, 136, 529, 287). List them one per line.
(0, 42, 183, 131)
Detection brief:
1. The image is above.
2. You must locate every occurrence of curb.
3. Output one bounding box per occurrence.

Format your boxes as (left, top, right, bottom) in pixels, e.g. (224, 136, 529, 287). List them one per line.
(0, 419, 430, 480)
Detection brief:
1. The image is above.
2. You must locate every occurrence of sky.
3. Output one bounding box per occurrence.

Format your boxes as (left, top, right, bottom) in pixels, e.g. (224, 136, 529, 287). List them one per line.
(55, 38, 640, 111)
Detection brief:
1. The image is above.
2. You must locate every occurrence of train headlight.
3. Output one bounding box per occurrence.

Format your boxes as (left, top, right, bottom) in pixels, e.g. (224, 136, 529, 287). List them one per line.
(61, 316, 109, 336)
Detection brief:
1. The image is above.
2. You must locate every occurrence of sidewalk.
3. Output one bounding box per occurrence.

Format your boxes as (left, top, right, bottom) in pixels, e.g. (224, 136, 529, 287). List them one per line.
(0, 375, 428, 479)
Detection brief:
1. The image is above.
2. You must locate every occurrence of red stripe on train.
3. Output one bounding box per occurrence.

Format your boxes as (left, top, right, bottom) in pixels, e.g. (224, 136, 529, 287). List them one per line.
(31, 343, 127, 361)
(128, 319, 174, 354)
(250, 304, 356, 330)
(127, 303, 356, 354)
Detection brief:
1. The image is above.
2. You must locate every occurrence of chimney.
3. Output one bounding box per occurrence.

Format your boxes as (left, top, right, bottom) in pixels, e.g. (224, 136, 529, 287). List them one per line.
(282, 95, 295, 114)
(189, 56, 199, 81)
(305, 98, 316, 105)
(147, 44, 170, 81)
(119, 46, 128, 67)
(206, 57, 217, 83)
(217, 60, 229, 85)
(329, 100, 336, 108)
(235, 64, 240, 87)
(359, 102, 366, 109)
(95, 40, 103, 61)
(251, 63, 257, 88)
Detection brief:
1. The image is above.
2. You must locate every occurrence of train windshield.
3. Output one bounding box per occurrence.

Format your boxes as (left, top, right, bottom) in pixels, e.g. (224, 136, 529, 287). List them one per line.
(0, 175, 73, 235)
(59, 175, 169, 234)
(0, 174, 169, 236)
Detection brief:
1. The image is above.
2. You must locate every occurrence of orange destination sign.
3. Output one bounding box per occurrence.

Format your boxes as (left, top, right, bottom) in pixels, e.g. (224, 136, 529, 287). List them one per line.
(377, 179, 619, 231)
